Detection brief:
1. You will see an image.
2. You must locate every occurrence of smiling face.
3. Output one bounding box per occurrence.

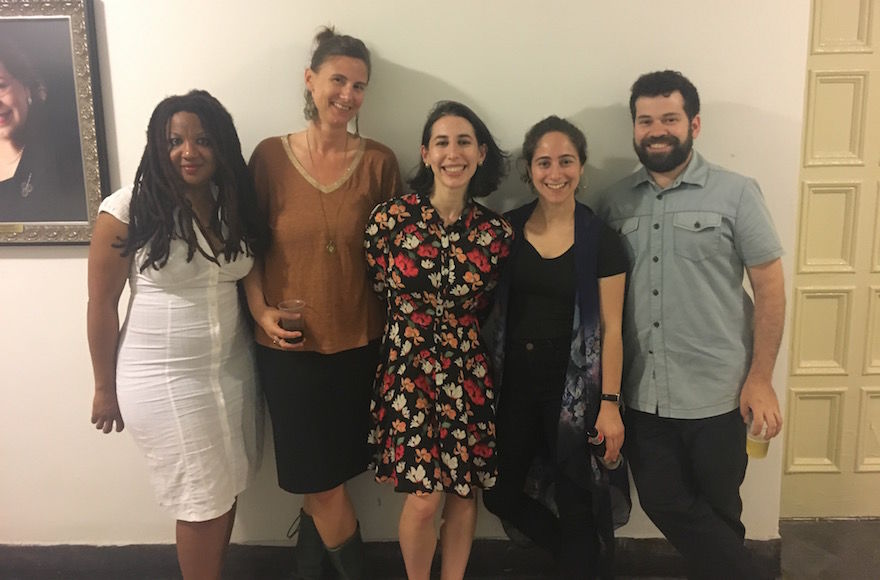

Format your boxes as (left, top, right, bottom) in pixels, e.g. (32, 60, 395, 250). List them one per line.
(167, 111, 216, 194)
(305, 55, 368, 128)
(632, 90, 700, 175)
(421, 115, 487, 196)
(528, 131, 584, 205)
(0, 60, 30, 143)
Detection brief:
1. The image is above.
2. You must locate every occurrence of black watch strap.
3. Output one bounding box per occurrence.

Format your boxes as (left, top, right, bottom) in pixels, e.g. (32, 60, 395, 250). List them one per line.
(600, 393, 621, 403)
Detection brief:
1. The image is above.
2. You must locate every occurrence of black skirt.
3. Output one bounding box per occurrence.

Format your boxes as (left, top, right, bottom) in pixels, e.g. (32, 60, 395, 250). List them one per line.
(256, 341, 379, 493)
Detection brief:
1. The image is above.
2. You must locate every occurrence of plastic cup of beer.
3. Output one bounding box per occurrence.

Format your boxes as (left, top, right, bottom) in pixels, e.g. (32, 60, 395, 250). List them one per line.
(746, 416, 770, 459)
(277, 299, 305, 344)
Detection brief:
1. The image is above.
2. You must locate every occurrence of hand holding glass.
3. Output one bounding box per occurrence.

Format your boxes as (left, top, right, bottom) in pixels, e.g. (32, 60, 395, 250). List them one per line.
(277, 299, 305, 344)
(746, 414, 770, 459)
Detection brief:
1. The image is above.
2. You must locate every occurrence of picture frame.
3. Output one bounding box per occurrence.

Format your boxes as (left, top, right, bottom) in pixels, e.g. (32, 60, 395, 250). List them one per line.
(0, 0, 107, 244)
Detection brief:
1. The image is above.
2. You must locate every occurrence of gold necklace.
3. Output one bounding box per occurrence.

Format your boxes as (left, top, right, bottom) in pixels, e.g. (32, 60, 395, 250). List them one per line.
(306, 130, 349, 254)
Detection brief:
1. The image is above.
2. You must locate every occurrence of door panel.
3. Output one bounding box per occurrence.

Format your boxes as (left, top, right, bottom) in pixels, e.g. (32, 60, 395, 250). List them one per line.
(782, 0, 880, 517)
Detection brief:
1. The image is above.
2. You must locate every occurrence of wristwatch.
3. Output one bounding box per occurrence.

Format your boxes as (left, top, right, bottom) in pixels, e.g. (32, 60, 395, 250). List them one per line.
(600, 393, 621, 403)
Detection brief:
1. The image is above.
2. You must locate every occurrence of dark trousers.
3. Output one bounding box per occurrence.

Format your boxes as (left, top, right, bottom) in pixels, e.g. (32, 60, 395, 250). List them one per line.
(625, 408, 768, 580)
(484, 338, 601, 580)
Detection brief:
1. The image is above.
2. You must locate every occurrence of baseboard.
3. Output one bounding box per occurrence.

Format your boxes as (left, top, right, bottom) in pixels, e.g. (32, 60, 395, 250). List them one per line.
(0, 538, 780, 579)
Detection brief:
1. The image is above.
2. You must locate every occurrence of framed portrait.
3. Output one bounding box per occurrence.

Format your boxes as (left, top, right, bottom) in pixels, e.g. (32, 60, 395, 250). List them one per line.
(0, 0, 107, 244)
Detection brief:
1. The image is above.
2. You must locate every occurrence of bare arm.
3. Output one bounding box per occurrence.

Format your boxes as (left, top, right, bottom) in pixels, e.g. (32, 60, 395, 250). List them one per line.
(241, 259, 303, 349)
(740, 258, 785, 438)
(87, 213, 132, 433)
(595, 273, 626, 463)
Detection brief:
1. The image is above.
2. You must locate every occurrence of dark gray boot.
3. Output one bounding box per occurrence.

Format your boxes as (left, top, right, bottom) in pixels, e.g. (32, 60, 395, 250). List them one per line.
(326, 524, 365, 580)
(289, 509, 329, 580)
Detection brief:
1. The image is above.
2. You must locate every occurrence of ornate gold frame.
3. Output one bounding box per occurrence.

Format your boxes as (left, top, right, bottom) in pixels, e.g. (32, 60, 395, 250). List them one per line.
(0, 0, 107, 244)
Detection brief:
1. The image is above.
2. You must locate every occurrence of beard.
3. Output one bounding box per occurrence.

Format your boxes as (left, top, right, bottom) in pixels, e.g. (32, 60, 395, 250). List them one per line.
(634, 128, 694, 173)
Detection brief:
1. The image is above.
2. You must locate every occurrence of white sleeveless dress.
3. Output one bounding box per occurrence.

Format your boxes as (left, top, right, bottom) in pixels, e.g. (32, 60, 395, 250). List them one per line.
(100, 187, 262, 521)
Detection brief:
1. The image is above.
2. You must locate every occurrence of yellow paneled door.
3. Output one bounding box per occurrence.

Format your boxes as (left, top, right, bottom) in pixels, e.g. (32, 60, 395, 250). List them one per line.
(782, 0, 880, 517)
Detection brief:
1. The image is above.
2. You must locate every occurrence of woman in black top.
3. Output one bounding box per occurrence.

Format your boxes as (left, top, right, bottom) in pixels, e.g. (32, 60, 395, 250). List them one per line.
(483, 116, 628, 579)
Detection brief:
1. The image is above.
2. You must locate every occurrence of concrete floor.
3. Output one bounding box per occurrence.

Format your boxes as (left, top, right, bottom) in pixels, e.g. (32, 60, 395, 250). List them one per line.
(1, 519, 878, 578)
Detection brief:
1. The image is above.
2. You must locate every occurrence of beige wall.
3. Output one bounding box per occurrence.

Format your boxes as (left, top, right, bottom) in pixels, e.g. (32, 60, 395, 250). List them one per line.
(0, 0, 808, 544)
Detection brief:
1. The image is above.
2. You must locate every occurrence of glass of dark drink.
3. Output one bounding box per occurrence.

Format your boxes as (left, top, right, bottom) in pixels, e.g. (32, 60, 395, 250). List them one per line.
(277, 299, 305, 344)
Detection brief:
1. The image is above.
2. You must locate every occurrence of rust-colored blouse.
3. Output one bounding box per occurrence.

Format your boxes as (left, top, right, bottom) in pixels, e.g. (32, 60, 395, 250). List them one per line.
(249, 135, 402, 354)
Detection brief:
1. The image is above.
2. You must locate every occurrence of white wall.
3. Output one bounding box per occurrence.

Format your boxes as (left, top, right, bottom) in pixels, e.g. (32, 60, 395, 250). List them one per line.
(0, 0, 809, 545)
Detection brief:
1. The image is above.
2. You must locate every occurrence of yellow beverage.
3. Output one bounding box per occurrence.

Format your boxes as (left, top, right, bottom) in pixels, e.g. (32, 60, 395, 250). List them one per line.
(746, 434, 769, 459)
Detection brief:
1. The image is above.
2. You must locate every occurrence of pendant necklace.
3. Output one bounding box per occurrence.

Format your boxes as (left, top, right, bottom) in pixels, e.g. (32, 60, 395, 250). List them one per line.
(307, 130, 349, 254)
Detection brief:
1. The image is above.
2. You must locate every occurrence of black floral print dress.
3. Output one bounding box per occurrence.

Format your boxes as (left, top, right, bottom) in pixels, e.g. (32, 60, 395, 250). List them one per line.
(364, 192, 514, 496)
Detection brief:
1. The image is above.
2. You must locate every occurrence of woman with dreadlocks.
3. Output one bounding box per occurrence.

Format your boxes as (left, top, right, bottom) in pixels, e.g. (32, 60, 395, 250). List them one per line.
(87, 90, 263, 580)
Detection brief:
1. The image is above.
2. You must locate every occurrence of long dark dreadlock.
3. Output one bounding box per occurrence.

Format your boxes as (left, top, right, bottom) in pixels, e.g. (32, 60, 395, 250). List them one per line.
(120, 90, 265, 270)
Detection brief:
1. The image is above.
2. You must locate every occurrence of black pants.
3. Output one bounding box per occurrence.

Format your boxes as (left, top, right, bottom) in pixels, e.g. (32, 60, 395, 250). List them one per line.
(626, 408, 769, 580)
(483, 338, 601, 580)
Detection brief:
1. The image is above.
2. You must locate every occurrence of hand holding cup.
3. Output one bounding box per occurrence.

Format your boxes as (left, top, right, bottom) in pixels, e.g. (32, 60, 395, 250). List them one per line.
(277, 299, 305, 346)
(746, 414, 771, 459)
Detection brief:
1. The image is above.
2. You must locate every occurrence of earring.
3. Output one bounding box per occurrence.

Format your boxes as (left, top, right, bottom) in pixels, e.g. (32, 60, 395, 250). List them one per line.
(425, 163, 430, 168)
(27, 95, 32, 106)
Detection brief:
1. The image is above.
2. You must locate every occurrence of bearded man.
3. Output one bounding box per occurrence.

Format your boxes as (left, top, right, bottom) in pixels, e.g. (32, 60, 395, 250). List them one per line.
(594, 70, 784, 580)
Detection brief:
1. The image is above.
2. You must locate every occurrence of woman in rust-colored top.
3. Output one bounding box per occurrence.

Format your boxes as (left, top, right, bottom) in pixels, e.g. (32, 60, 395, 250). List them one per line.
(242, 27, 400, 580)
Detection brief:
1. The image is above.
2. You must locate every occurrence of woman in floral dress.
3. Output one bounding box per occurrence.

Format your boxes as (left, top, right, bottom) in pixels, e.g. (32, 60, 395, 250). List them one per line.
(364, 100, 513, 580)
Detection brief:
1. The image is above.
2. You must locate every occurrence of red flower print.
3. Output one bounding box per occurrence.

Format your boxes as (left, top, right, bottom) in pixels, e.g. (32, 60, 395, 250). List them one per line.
(396, 445, 405, 461)
(410, 312, 432, 327)
(417, 244, 439, 258)
(466, 248, 491, 273)
(463, 378, 485, 405)
(394, 253, 419, 277)
(414, 374, 431, 394)
(473, 443, 493, 458)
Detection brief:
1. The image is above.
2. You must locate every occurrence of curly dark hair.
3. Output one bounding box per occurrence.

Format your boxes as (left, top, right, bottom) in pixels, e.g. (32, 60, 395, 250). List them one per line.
(121, 90, 264, 271)
(629, 70, 700, 121)
(408, 100, 508, 199)
(519, 115, 587, 184)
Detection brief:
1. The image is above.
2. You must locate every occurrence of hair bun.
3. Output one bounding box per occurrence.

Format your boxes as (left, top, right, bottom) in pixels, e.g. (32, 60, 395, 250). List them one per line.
(314, 26, 337, 46)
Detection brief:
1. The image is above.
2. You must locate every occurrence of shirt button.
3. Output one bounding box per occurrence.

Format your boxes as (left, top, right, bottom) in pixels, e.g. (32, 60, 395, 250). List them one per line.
(653, 223, 660, 230)
(653, 289, 659, 296)
(694, 221, 701, 228)
(648, 349, 654, 354)
(652, 256, 659, 262)
(525, 342, 534, 351)
(653, 321, 660, 328)
(656, 194, 662, 200)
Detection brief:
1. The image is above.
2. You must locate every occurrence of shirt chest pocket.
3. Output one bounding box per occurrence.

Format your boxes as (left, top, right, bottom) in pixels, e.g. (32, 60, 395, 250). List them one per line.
(672, 211, 722, 261)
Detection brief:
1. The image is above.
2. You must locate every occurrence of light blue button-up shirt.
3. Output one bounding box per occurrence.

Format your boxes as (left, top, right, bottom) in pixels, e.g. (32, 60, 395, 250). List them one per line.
(594, 152, 783, 419)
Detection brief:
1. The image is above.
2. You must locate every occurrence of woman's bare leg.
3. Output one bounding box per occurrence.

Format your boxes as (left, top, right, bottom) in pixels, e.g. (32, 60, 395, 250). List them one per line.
(176, 506, 235, 580)
(399, 492, 445, 580)
(304, 484, 357, 548)
(439, 494, 477, 580)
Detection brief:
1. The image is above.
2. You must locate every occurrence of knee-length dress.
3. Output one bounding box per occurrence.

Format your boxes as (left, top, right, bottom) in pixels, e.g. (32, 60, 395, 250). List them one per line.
(100, 187, 262, 522)
(364, 192, 513, 497)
